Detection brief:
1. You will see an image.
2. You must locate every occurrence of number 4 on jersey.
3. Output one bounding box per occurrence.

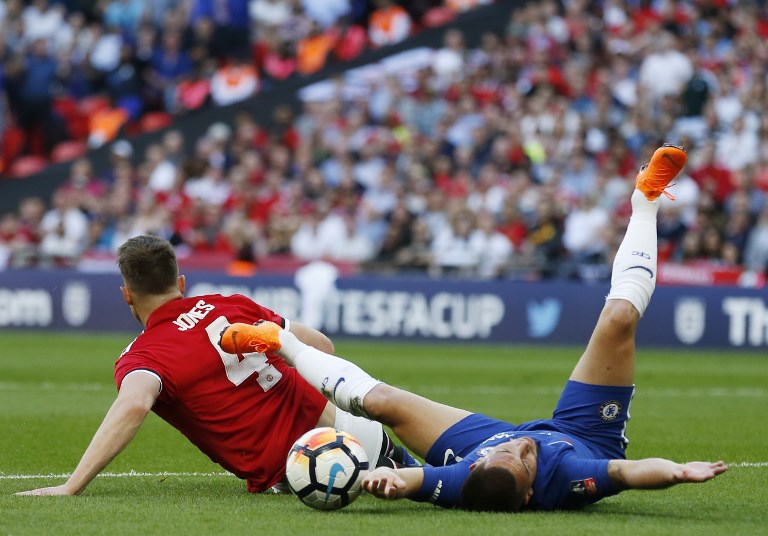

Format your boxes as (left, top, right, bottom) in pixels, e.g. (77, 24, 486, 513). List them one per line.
(206, 316, 282, 390)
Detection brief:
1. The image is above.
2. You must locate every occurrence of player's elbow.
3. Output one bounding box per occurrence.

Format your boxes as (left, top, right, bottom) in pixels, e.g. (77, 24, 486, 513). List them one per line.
(121, 397, 155, 418)
(115, 390, 156, 418)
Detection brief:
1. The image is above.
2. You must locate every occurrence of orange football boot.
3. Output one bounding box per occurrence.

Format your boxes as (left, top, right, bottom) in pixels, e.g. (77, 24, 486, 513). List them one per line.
(635, 143, 687, 201)
(219, 320, 282, 356)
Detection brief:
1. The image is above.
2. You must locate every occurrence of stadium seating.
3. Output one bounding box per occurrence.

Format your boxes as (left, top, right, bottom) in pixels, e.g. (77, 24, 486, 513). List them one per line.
(140, 112, 174, 133)
(421, 6, 457, 28)
(51, 140, 88, 163)
(7, 155, 50, 178)
(0, 127, 26, 174)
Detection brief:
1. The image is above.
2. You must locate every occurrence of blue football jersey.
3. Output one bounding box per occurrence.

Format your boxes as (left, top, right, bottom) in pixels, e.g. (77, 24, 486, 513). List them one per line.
(413, 380, 636, 510)
(415, 428, 618, 510)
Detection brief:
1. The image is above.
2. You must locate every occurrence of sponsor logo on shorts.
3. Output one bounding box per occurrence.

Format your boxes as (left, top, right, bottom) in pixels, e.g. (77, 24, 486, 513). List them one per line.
(599, 401, 622, 421)
(570, 477, 598, 495)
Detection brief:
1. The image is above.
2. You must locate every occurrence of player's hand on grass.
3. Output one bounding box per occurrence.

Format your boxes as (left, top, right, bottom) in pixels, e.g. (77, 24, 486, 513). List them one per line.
(676, 461, 728, 483)
(362, 467, 407, 500)
(16, 484, 77, 496)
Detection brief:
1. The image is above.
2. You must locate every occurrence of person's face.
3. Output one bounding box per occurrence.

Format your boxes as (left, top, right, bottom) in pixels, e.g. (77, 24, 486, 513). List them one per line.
(474, 437, 538, 505)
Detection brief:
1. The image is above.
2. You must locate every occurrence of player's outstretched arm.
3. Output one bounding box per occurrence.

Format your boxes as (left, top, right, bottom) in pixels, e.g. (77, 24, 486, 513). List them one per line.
(362, 467, 424, 500)
(608, 458, 728, 490)
(16, 372, 160, 496)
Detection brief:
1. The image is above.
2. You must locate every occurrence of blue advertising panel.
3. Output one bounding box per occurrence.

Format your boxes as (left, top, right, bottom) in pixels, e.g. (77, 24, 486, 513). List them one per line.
(0, 269, 766, 350)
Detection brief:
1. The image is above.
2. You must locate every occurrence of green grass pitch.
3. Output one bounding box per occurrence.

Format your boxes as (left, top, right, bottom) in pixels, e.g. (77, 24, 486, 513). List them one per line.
(1, 331, 766, 535)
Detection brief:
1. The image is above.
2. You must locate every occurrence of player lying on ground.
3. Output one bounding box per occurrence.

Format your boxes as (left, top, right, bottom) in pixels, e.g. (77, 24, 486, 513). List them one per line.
(17, 235, 416, 497)
(218, 144, 728, 511)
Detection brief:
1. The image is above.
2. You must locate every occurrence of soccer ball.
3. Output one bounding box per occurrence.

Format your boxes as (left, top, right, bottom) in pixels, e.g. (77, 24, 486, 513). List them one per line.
(285, 427, 370, 511)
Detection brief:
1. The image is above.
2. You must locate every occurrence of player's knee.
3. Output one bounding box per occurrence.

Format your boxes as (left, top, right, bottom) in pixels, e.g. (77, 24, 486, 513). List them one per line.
(602, 300, 639, 335)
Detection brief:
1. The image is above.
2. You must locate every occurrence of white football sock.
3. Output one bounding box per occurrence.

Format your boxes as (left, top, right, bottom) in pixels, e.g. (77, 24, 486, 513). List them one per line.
(333, 408, 383, 464)
(606, 189, 660, 316)
(278, 331, 381, 419)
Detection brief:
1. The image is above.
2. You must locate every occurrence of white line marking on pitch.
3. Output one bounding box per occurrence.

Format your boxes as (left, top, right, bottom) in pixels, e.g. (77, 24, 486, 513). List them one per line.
(2, 464, 766, 481)
(411, 385, 767, 398)
(0, 471, 235, 480)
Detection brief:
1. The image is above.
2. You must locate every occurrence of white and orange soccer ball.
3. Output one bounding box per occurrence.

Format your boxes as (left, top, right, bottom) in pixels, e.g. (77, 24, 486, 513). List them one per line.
(285, 427, 370, 511)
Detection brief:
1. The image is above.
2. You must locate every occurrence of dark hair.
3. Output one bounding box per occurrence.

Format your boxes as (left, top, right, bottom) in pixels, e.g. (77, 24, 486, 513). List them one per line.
(116, 235, 179, 296)
(461, 464, 526, 513)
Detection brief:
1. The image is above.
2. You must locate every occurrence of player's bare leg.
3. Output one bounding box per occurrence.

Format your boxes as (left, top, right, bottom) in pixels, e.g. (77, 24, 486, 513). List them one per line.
(219, 321, 469, 459)
(570, 144, 687, 387)
(359, 384, 471, 458)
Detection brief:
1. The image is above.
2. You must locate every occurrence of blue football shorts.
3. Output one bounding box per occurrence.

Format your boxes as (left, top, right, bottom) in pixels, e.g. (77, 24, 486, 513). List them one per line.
(426, 380, 635, 466)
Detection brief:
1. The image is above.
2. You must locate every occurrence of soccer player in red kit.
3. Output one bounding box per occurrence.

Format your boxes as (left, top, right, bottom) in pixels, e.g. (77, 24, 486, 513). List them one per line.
(17, 235, 399, 496)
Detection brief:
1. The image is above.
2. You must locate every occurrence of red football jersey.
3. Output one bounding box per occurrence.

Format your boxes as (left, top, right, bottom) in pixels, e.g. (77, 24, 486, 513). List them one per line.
(114, 294, 328, 492)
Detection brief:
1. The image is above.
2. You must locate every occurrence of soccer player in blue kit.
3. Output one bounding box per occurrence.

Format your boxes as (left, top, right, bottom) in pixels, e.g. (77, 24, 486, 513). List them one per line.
(219, 144, 728, 512)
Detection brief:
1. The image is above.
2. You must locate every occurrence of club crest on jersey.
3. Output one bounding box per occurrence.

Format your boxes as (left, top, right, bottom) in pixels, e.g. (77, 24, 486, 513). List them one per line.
(570, 477, 597, 495)
(599, 401, 622, 421)
(477, 446, 494, 458)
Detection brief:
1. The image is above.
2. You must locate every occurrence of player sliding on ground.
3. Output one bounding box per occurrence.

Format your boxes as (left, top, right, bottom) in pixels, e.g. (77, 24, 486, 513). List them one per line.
(16, 237, 417, 498)
(219, 144, 728, 511)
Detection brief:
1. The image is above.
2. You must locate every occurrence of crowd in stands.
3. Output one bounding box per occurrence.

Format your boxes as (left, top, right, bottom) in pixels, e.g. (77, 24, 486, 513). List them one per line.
(0, 0, 475, 174)
(2, 0, 768, 285)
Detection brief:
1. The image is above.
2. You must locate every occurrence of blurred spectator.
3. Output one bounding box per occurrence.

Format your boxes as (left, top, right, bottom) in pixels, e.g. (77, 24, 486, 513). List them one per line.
(296, 22, 338, 75)
(431, 209, 478, 276)
(688, 139, 733, 204)
(301, 0, 351, 29)
(87, 97, 130, 148)
(468, 211, 513, 279)
(562, 194, 609, 276)
(368, 0, 411, 48)
(716, 116, 759, 172)
(103, 0, 146, 34)
(326, 212, 375, 262)
(38, 189, 89, 267)
(659, 170, 700, 227)
(106, 44, 145, 121)
(250, 0, 292, 31)
(13, 38, 61, 154)
(638, 31, 693, 101)
(432, 28, 466, 90)
(184, 164, 232, 207)
(146, 30, 194, 111)
(725, 168, 765, 218)
(22, 0, 65, 44)
(60, 158, 108, 217)
(743, 205, 768, 275)
(291, 208, 331, 260)
(394, 217, 432, 273)
(189, 0, 251, 59)
(210, 55, 260, 106)
(89, 22, 123, 82)
(525, 196, 564, 278)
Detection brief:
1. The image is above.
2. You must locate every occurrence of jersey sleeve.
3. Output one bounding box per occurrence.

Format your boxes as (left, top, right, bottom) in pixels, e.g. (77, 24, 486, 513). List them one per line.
(551, 455, 617, 509)
(114, 349, 167, 397)
(412, 463, 471, 508)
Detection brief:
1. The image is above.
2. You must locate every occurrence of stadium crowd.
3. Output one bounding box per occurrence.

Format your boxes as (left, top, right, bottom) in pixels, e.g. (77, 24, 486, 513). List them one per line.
(2, 0, 768, 283)
(0, 0, 470, 166)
